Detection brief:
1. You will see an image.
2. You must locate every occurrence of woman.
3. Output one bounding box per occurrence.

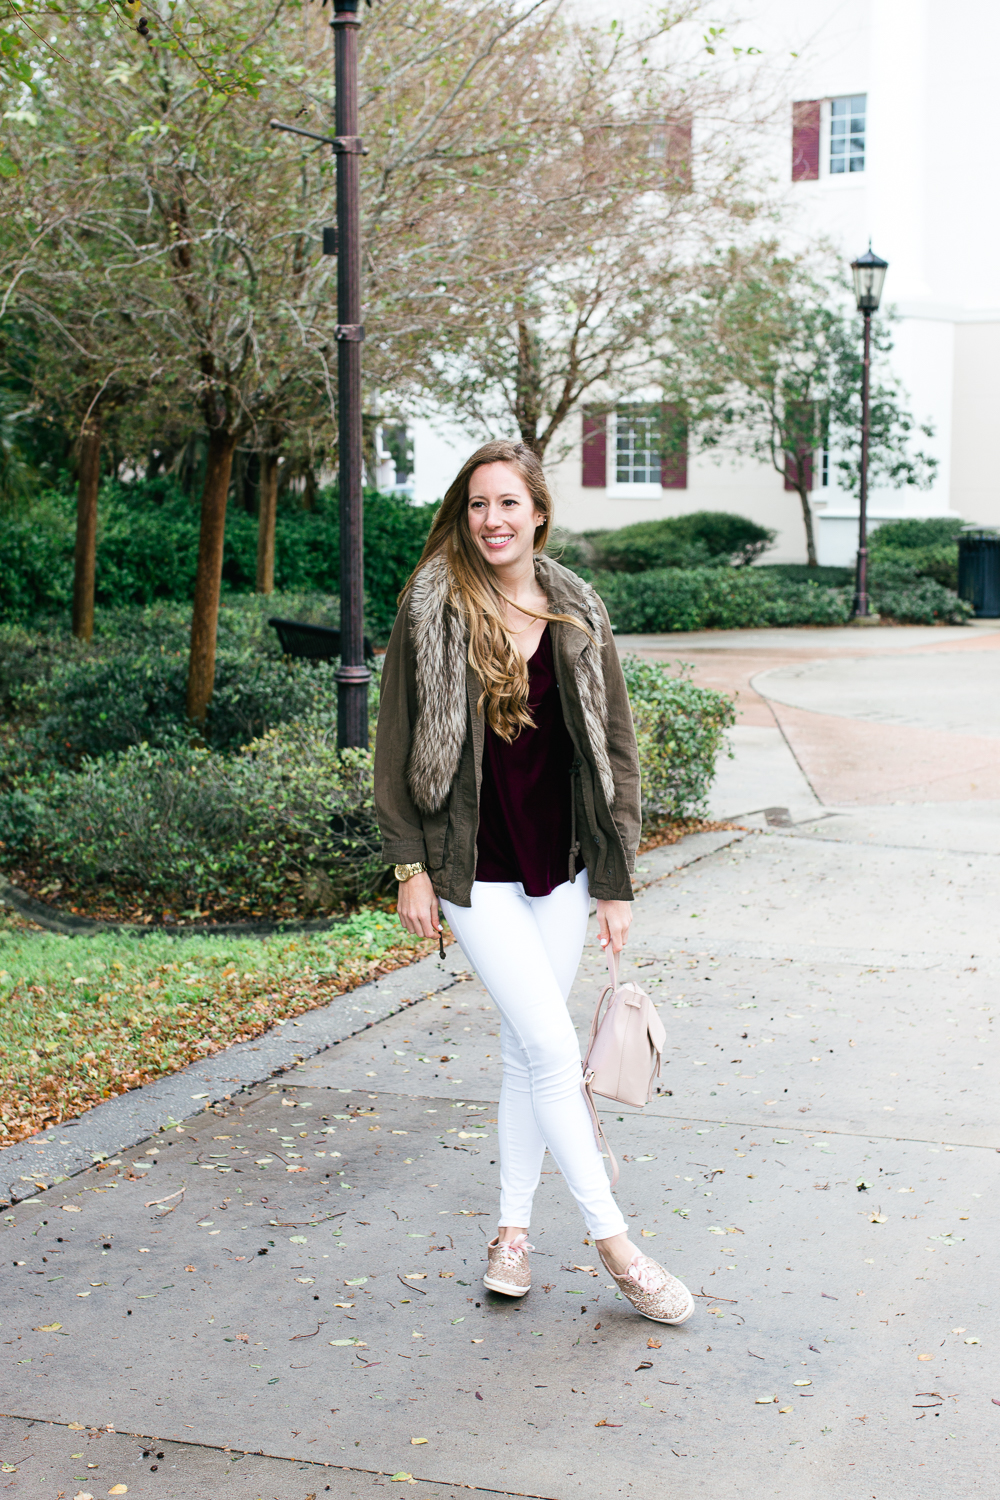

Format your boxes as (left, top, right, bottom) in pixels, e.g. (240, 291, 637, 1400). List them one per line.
(374, 439, 693, 1325)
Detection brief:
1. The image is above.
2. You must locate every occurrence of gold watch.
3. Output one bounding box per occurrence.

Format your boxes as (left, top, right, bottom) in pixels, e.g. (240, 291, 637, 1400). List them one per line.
(394, 861, 427, 882)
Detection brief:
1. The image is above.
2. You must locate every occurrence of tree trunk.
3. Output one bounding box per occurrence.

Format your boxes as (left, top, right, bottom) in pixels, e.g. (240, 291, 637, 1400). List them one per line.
(797, 484, 818, 567)
(72, 409, 102, 641)
(256, 450, 279, 594)
(186, 428, 237, 726)
(514, 317, 543, 455)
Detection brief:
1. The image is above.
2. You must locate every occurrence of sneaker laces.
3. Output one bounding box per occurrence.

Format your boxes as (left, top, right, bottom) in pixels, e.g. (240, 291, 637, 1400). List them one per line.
(622, 1253, 666, 1293)
(497, 1235, 533, 1268)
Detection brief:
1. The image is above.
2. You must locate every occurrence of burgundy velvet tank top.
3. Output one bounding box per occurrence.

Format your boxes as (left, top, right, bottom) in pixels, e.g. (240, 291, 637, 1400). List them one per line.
(475, 626, 576, 897)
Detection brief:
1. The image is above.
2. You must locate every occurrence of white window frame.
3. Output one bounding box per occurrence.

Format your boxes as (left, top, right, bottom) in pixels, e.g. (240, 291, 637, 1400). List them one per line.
(607, 407, 663, 498)
(819, 94, 867, 183)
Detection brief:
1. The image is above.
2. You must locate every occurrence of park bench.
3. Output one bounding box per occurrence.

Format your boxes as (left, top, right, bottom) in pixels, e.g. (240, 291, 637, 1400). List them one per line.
(268, 616, 375, 663)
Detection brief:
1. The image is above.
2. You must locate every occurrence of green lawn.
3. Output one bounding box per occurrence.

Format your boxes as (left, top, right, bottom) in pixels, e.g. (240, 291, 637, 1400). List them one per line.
(0, 907, 439, 1145)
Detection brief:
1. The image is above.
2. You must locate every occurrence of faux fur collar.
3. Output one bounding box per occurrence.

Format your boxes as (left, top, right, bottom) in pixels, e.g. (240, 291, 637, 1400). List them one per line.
(405, 552, 614, 814)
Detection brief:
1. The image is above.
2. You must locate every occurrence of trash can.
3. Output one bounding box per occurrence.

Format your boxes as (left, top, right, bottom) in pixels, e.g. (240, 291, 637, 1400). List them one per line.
(957, 529, 1000, 617)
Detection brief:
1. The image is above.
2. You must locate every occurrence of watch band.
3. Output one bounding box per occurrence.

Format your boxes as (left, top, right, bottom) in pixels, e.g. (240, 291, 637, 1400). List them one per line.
(394, 862, 427, 882)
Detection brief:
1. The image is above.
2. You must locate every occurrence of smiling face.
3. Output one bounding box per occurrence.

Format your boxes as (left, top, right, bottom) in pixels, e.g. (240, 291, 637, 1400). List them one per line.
(466, 462, 544, 573)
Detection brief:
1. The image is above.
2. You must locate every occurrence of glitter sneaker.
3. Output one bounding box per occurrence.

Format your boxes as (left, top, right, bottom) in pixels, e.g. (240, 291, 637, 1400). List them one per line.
(484, 1234, 533, 1296)
(600, 1249, 694, 1325)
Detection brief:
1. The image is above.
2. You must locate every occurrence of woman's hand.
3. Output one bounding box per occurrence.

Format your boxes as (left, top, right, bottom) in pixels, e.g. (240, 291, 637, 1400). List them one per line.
(396, 871, 441, 940)
(596, 899, 632, 954)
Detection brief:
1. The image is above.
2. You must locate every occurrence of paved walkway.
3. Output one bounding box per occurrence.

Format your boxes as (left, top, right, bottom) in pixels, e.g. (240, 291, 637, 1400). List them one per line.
(3, 626, 999, 1499)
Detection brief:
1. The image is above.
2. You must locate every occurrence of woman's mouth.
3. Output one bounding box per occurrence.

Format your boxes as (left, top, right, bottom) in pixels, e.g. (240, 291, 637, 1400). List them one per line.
(483, 533, 515, 549)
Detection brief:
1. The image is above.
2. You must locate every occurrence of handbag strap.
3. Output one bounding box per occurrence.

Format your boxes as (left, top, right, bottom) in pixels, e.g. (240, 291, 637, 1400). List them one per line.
(581, 1070, 619, 1189)
(584, 947, 622, 1059)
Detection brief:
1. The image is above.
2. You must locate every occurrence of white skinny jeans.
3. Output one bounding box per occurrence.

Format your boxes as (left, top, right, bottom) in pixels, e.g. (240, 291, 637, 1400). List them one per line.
(440, 874, 628, 1240)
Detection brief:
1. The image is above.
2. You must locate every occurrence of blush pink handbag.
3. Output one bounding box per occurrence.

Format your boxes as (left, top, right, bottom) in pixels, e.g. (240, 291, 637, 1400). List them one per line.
(581, 949, 666, 1188)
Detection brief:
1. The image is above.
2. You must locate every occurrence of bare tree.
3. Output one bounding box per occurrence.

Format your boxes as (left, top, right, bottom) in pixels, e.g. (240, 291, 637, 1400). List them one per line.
(349, 0, 774, 457)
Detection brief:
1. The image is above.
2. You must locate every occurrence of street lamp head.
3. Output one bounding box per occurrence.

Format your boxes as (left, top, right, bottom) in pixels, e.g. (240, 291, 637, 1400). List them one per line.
(851, 244, 889, 314)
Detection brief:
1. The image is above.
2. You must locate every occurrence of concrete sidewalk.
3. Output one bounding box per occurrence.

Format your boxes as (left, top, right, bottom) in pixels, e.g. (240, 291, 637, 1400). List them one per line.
(2, 626, 999, 1499)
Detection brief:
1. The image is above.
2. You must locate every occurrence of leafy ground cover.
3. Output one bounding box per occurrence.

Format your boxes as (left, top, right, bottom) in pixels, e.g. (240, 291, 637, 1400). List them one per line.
(0, 906, 441, 1146)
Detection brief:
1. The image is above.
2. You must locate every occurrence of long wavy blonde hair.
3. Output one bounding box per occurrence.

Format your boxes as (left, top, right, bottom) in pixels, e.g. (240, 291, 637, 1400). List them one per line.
(401, 439, 589, 742)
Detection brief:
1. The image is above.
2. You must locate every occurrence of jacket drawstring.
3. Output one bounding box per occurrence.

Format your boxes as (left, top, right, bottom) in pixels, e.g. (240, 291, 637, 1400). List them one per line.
(568, 758, 582, 885)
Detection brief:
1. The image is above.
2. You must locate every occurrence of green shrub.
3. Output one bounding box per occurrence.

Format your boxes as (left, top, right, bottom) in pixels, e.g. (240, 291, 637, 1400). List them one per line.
(869, 517, 964, 592)
(586, 512, 776, 573)
(0, 720, 384, 913)
(869, 517, 964, 551)
(622, 657, 735, 825)
(594, 567, 851, 632)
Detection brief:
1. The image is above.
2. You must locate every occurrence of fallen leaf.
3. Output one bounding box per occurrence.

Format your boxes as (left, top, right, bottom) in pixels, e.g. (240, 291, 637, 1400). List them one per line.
(635, 1361, 653, 1371)
(918, 1354, 934, 1362)
(793, 1380, 811, 1387)
(184, 1266, 196, 1273)
(329, 1339, 366, 1347)
(964, 1338, 981, 1345)
(594, 1419, 622, 1427)
(410, 1437, 428, 1445)
(471, 1339, 484, 1344)
(640, 1230, 657, 1238)
(475, 1391, 484, 1400)
(778, 1407, 792, 1414)
(109, 1488, 128, 1495)
(68, 1423, 86, 1431)
(869, 1213, 887, 1224)
(647, 1338, 661, 1350)
(390, 1473, 414, 1482)
(35, 1323, 62, 1332)
(61, 1204, 82, 1213)
(755, 1396, 777, 1404)
(73, 1492, 94, 1500)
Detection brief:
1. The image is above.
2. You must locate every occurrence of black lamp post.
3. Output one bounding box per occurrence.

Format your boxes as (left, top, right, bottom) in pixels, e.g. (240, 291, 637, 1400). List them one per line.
(849, 244, 889, 618)
(271, 0, 369, 748)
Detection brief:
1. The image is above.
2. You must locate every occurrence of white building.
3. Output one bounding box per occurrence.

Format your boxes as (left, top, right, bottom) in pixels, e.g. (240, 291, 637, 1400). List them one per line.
(401, 1, 1000, 565)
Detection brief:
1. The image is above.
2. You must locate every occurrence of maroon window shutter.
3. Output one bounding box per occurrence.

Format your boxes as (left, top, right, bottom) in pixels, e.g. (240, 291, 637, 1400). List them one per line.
(791, 100, 820, 181)
(660, 403, 688, 489)
(784, 450, 814, 492)
(664, 117, 692, 191)
(581, 409, 607, 487)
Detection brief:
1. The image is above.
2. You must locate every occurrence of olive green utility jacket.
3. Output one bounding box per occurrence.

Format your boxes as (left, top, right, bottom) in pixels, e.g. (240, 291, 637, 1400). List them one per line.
(373, 553, 641, 906)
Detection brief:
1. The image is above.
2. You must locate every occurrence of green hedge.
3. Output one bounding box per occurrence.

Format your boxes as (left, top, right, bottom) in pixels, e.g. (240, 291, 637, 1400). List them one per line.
(594, 567, 852, 632)
(0, 659, 734, 912)
(0, 724, 384, 914)
(593, 561, 971, 631)
(0, 480, 437, 642)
